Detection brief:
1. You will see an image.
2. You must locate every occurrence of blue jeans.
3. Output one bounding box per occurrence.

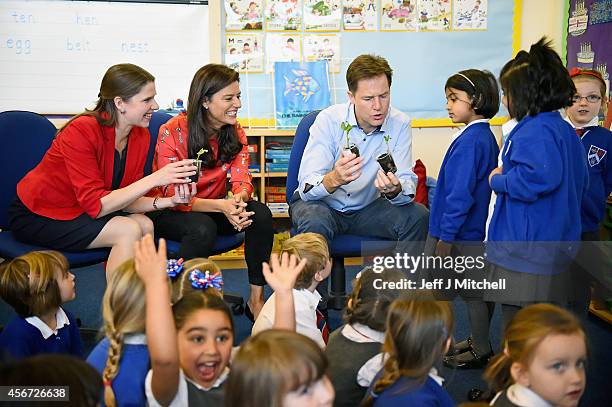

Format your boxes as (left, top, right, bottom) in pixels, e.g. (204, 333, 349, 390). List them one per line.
(289, 194, 429, 257)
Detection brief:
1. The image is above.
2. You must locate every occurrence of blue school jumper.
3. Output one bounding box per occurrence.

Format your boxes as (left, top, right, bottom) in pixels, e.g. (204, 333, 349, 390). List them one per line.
(578, 126, 612, 233)
(486, 111, 589, 274)
(0, 310, 82, 360)
(87, 336, 150, 407)
(372, 376, 454, 407)
(429, 121, 499, 242)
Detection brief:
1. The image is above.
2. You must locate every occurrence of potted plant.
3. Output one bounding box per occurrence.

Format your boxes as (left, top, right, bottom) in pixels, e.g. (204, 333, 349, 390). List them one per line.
(190, 147, 208, 183)
(377, 134, 397, 174)
(341, 121, 359, 157)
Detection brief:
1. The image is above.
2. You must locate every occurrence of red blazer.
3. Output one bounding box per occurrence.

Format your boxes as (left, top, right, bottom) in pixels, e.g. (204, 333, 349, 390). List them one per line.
(17, 115, 150, 220)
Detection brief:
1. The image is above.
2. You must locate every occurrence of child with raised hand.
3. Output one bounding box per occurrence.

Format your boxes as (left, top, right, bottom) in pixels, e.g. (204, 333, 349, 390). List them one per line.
(363, 296, 455, 407)
(252, 232, 331, 347)
(485, 37, 589, 327)
(484, 303, 586, 407)
(0, 251, 81, 360)
(325, 266, 406, 407)
(226, 329, 335, 407)
(136, 235, 305, 407)
(426, 68, 500, 369)
(86, 258, 148, 407)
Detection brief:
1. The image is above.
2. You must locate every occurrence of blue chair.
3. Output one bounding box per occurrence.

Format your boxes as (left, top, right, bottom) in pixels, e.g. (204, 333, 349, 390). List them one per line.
(146, 111, 245, 313)
(286, 110, 396, 310)
(0, 111, 110, 267)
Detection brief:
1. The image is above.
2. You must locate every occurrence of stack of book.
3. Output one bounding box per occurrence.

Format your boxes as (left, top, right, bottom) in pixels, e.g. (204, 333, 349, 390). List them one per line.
(266, 185, 288, 215)
(265, 142, 291, 173)
(248, 144, 260, 173)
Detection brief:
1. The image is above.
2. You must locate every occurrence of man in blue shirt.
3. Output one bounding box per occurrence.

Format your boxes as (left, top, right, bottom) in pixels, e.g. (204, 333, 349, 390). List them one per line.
(290, 54, 429, 258)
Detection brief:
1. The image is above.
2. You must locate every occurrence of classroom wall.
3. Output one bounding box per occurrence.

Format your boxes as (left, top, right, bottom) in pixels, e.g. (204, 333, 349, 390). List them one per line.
(413, 0, 565, 178)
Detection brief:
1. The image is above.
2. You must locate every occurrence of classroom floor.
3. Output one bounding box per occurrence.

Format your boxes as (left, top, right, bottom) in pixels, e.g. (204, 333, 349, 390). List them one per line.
(1, 262, 610, 406)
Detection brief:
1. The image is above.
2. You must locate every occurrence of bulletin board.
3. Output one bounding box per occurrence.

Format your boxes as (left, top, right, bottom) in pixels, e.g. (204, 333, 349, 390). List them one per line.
(564, 0, 612, 99)
(220, 0, 521, 128)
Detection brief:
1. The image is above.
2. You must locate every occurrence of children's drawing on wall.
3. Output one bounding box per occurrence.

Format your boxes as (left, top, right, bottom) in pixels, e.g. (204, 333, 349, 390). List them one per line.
(417, 0, 451, 31)
(274, 61, 331, 127)
(225, 0, 264, 31)
(568, 0, 588, 37)
(304, 0, 342, 31)
(381, 0, 417, 31)
(303, 34, 340, 73)
(266, 33, 302, 72)
(265, 0, 302, 31)
(343, 0, 379, 31)
(453, 0, 487, 30)
(225, 33, 264, 73)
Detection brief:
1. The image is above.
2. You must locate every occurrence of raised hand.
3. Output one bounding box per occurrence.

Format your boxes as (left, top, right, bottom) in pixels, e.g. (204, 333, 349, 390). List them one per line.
(262, 252, 307, 294)
(133, 235, 167, 285)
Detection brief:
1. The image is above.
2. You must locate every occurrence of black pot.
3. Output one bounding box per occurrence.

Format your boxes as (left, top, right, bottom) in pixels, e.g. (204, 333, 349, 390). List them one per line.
(189, 159, 202, 183)
(377, 152, 397, 174)
(344, 143, 360, 157)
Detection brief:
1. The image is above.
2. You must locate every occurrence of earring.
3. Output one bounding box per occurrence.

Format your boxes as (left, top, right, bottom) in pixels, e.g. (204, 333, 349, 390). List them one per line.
(120, 110, 126, 114)
(204, 105, 209, 110)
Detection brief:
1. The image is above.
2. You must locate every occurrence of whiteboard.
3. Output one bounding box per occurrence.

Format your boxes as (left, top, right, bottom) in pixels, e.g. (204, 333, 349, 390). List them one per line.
(0, 0, 209, 114)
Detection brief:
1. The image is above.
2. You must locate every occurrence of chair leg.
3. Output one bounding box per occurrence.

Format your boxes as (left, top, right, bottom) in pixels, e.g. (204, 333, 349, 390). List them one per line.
(329, 256, 348, 310)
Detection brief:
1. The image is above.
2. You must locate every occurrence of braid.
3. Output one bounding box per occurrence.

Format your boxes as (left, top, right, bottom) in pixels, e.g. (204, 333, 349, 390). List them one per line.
(102, 330, 124, 407)
(361, 355, 401, 407)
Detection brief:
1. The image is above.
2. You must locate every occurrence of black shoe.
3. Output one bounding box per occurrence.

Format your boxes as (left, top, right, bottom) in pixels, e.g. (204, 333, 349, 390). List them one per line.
(446, 336, 473, 356)
(467, 387, 494, 402)
(443, 348, 493, 369)
(244, 304, 255, 323)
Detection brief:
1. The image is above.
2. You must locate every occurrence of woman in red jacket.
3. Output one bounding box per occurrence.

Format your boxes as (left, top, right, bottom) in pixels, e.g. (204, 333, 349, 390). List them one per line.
(151, 64, 274, 320)
(9, 63, 196, 278)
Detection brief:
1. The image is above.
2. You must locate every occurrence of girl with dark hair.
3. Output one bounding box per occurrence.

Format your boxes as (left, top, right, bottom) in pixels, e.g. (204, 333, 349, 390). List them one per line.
(362, 297, 455, 407)
(325, 267, 406, 407)
(150, 64, 274, 320)
(8, 63, 197, 277)
(426, 69, 500, 369)
(485, 38, 589, 328)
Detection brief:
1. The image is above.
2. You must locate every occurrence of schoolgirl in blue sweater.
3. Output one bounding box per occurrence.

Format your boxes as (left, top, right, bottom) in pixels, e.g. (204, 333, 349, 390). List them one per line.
(564, 68, 612, 313)
(362, 298, 454, 407)
(0, 251, 82, 360)
(427, 69, 500, 370)
(427, 69, 500, 369)
(485, 38, 589, 327)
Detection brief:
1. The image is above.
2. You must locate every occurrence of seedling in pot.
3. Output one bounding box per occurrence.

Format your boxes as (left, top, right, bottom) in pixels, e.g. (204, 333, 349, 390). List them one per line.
(377, 134, 397, 174)
(341, 121, 359, 157)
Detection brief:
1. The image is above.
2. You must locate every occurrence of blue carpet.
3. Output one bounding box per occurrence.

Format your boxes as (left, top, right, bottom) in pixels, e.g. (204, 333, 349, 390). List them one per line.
(1, 262, 610, 405)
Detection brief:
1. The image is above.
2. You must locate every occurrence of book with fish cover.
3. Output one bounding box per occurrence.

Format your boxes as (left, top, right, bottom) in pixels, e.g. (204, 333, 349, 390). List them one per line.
(274, 61, 331, 127)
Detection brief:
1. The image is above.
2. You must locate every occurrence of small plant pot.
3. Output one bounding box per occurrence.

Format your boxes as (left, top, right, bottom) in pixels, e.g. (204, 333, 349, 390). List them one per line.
(377, 152, 397, 174)
(343, 143, 360, 158)
(189, 159, 203, 183)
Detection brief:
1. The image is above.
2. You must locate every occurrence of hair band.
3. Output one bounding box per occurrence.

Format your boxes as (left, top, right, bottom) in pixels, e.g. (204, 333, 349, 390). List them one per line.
(166, 258, 184, 279)
(189, 269, 224, 291)
(457, 72, 476, 89)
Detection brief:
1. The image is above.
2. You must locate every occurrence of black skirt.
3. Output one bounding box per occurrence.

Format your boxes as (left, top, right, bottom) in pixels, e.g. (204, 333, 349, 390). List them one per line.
(8, 198, 129, 251)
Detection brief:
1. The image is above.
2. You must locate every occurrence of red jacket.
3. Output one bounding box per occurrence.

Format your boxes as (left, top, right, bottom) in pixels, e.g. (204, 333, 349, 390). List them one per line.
(152, 113, 253, 211)
(17, 115, 150, 220)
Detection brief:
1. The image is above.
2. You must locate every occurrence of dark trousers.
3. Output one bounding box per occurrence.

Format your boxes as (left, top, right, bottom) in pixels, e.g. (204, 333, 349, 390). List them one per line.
(151, 200, 273, 286)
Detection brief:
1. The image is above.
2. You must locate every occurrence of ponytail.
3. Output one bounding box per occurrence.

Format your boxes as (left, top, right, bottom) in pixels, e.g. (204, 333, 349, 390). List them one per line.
(483, 349, 513, 393)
